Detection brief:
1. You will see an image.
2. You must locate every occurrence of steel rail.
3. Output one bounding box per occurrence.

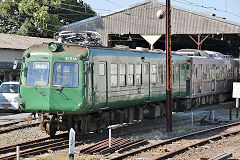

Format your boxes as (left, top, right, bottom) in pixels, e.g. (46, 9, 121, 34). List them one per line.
(0, 133, 82, 160)
(1, 140, 84, 160)
(0, 133, 68, 155)
(0, 120, 27, 128)
(0, 122, 40, 134)
(111, 121, 240, 160)
(155, 129, 240, 159)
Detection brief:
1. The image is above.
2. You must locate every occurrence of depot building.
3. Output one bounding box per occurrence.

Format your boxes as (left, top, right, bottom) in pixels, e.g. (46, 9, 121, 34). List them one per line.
(59, 0, 240, 57)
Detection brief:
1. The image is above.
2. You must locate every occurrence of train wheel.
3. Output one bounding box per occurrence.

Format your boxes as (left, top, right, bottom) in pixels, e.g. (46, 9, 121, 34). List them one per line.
(46, 122, 56, 137)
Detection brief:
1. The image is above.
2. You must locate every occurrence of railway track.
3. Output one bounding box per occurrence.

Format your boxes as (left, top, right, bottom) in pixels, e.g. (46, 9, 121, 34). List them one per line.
(0, 133, 83, 160)
(111, 121, 240, 160)
(0, 121, 40, 134)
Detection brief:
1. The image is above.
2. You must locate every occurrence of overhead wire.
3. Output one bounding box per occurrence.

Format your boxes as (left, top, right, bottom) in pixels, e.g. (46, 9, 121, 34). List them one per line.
(104, 0, 123, 8)
(2, 0, 238, 39)
(173, 0, 240, 18)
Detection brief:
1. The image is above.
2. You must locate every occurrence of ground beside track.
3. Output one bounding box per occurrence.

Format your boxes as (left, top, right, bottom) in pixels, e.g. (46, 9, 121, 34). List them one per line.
(0, 101, 238, 159)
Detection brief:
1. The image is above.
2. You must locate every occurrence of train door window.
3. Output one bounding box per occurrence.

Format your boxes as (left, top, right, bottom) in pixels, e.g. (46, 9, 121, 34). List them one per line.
(171, 65, 175, 83)
(202, 66, 207, 80)
(119, 64, 126, 86)
(111, 64, 118, 87)
(128, 64, 134, 86)
(164, 65, 166, 83)
(212, 65, 216, 79)
(143, 64, 149, 75)
(99, 63, 105, 76)
(194, 65, 197, 79)
(234, 67, 238, 78)
(151, 64, 157, 84)
(176, 65, 179, 81)
(158, 65, 163, 83)
(221, 67, 224, 78)
(199, 64, 202, 80)
(207, 67, 210, 79)
(227, 66, 231, 78)
(224, 65, 227, 78)
(136, 64, 142, 85)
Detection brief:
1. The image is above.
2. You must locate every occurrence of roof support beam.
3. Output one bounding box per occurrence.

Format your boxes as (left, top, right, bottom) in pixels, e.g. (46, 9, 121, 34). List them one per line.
(189, 34, 210, 50)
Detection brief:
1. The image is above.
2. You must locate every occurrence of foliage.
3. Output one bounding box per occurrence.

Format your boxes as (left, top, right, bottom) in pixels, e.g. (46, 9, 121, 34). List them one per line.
(0, 0, 96, 37)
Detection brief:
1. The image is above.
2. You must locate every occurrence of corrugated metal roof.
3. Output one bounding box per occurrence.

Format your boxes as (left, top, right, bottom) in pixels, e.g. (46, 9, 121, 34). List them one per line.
(59, 0, 240, 47)
(0, 33, 57, 50)
(60, 0, 240, 34)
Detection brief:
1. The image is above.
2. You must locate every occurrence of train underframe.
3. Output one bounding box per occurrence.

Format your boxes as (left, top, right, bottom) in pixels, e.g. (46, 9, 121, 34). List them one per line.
(38, 93, 231, 137)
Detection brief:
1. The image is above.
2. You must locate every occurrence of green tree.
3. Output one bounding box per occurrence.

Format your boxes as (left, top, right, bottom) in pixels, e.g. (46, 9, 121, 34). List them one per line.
(0, 0, 96, 37)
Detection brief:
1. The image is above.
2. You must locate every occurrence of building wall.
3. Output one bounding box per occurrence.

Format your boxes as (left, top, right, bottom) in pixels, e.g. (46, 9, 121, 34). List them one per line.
(0, 48, 23, 83)
(0, 49, 23, 62)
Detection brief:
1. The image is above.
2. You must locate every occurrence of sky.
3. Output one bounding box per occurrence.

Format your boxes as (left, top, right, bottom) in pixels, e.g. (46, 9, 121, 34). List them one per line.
(83, 0, 240, 24)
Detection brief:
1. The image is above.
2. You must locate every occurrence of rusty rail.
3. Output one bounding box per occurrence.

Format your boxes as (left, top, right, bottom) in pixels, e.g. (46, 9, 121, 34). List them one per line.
(111, 121, 240, 160)
(80, 137, 148, 155)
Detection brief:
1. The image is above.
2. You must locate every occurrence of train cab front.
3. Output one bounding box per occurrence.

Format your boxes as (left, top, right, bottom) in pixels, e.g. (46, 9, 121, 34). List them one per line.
(19, 42, 89, 136)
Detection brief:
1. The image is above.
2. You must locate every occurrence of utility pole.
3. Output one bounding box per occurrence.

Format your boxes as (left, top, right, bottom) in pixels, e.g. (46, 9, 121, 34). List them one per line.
(165, 0, 172, 132)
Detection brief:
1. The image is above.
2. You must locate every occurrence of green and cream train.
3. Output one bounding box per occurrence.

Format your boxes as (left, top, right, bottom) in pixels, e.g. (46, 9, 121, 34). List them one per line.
(18, 43, 238, 136)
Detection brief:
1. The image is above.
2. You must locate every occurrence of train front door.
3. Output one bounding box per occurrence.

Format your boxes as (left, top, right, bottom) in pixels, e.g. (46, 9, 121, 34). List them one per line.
(93, 61, 108, 108)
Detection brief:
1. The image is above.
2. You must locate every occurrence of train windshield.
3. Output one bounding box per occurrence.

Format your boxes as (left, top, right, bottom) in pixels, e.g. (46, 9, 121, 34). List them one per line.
(26, 62, 50, 86)
(52, 62, 78, 88)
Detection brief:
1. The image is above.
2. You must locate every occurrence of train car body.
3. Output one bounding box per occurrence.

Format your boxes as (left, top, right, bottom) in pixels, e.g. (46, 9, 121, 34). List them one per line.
(19, 43, 187, 135)
(19, 43, 238, 136)
(177, 50, 238, 108)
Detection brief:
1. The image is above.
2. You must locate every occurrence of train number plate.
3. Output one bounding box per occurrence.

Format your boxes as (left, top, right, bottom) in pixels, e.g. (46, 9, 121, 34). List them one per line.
(3, 106, 8, 110)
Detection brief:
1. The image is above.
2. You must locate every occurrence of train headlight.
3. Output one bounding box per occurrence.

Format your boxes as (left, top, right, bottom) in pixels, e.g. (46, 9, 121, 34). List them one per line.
(25, 52, 30, 58)
(20, 101, 25, 108)
(78, 103, 82, 109)
(48, 42, 62, 52)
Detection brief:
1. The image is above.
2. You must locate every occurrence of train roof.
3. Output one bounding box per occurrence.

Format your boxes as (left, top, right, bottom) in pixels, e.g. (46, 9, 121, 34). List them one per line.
(88, 47, 185, 59)
(26, 42, 186, 60)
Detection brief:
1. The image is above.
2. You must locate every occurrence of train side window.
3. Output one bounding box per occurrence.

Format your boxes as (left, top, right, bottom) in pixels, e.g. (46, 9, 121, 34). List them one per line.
(111, 64, 118, 87)
(99, 63, 105, 76)
(151, 64, 157, 84)
(158, 65, 163, 83)
(136, 64, 142, 85)
(128, 64, 134, 86)
(119, 64, 126, 86)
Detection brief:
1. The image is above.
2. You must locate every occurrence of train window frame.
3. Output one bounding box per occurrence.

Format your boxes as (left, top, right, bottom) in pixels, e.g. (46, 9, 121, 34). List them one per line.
(194, 65, 197, 79)
(52, 62, 79, 88)
(158, 64, 163, 83)
(164, 65, 166, 83)
(99, 63, 106, 76)
(110, 63, 118, 87)
(119, 64, 126, 87)
(151, 64, 157, 84)
(176, 65, 179, 82)
(128, 64, 135, 86)
(26, 61, 50, 87)
(171, 65, 175, 83)
(136, 64, 142, 86)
